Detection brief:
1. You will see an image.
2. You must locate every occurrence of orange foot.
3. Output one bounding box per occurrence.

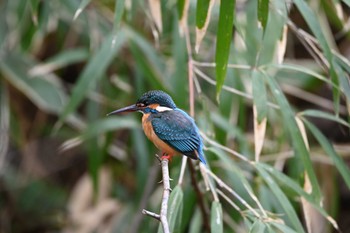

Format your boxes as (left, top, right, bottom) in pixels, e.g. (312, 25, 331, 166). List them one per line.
(161, 153, 173, 161)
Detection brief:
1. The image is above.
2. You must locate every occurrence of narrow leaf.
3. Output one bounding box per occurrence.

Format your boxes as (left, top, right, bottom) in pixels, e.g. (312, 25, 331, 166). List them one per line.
(256, 166, 305, 233)
(177, 0, 189, 35)
(293, 0, 340, 114)
(265, 74, 322, 201)
(58, 32, 126, 125)
(168, 185, 184, 233)
(0, 53, 67, 114)
(29, 49, 89, 76)
(252, 69, 268, 161)
(257, 0, 269, 31)
(250, 220, 266, 233)
(257, 163, 339, 231)
(252, 69, 267, 122)
(195, 0, 215, 52)
(114, 0, 125, 31)
(215, 0, 235, 99)
(210, 201, 223, 233)
(300, 109, 350, 128)
(253, 106, 266, 162)
(304, 119, 350, 189)
(74, 0, 91, 20)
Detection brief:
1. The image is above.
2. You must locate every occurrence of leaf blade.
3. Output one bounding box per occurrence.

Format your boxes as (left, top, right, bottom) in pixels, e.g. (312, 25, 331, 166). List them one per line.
(215, 0, 235, 99)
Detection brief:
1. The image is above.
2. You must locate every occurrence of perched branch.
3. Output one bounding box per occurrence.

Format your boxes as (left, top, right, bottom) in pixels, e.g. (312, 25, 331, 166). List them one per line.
(142, 158, 171, 233)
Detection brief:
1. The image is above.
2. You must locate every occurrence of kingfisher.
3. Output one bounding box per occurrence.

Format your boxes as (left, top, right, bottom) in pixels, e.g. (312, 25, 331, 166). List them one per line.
(107, 90, 206, 164)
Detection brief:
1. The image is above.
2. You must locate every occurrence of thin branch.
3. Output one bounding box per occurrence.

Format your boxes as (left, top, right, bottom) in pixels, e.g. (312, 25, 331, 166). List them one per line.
(142, 158, 171, 233)
(159, 159, 171, 233)
(142, 209, 160, 221)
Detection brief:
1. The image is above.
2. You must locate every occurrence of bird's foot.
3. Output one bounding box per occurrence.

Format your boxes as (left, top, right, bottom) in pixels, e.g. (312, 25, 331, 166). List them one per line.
(161, 153, 173, 161)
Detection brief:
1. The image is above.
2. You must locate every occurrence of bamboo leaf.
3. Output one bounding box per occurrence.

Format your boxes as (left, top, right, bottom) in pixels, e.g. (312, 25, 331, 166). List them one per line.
(58, 32, 126, 125)
(195, 0, 215, 52)
(257, 162, 340, 231)
(215, 0, 235, 99)
(265, 74, 322, 201)
(0, 52, 67, 114)
(74, 0, 91, 20)
(253, 106, 266, 162)
(256, 166, 305, 233)
(29, 49, 89, 76)
(257, 0, 269, 31)
(299, 109, 350, 128)
(168, 185, 184, 233)
(293, 0, 340, 114)
(303, 120, 350, 189)
(250, 220, 266, 233)
(114, 0, 125, 31)
(252, 69, 267, 122)
(210, 201, 223, 233)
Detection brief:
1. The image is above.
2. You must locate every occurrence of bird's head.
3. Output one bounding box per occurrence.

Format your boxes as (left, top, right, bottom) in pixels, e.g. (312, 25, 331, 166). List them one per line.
(107, 90, 176, 116)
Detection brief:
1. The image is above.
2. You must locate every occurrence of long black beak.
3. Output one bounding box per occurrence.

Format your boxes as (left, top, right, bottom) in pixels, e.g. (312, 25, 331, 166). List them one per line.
(107, 104, 139, 116)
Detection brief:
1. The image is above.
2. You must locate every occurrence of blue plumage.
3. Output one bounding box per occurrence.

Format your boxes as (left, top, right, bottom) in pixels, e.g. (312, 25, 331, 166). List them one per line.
(150, 108, 206, 164)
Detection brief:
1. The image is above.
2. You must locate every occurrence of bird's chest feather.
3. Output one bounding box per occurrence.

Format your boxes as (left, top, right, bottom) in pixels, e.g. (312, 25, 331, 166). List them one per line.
(142, 113, 177, 155)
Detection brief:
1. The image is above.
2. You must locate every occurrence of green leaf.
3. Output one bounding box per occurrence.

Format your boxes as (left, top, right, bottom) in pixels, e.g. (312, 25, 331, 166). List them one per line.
(79, 117, 139, 141)
(257, 162, 339, 231)
(335, 62, 350, 104)
(303, 120, 350, 189)
(250, 220, 266, 233)
(210, 201, 223, 233)
(257, 0, 269, 32)
(168, 185, 184, 233)
(265, 74, 322, 201)
(300, 109, 350, 128)
(177, 0, 186, 20)
(272, 63, 332, 85)
(114, 0, 125, 31)
(269, 222, 299, 233)
(256, 165, 305, 233)
(252, 69, 267, 123)
(0, 52, 67, 114)
(215, 0, 235, 99)
(196, 0, 210, 29)
(29, 49, 89, 76)
(74, 0, 91, 20)
(293, 0, 340, 114)
(58, 32, 126, 125)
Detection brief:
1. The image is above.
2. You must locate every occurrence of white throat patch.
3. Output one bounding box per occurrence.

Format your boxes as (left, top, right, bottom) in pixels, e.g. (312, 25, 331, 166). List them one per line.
(156, 106, 173, 112)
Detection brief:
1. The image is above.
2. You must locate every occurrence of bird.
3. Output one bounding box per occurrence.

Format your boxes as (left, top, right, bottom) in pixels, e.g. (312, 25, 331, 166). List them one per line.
(107, 90, 206, 164)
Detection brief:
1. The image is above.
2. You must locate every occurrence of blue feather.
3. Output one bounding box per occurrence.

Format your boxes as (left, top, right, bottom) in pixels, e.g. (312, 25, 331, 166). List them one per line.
(150, 109, 206, 164)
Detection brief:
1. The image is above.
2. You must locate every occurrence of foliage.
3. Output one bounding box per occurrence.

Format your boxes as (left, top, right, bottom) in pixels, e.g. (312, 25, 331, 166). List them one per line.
(1, 0, 350, 232)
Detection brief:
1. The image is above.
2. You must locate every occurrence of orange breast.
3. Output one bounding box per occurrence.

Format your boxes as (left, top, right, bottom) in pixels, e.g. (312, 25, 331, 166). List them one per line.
(142, 113, 178, 155)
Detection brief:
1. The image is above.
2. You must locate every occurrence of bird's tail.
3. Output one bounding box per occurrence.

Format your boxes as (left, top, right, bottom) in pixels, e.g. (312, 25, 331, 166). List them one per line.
(196, 149, 207, 165)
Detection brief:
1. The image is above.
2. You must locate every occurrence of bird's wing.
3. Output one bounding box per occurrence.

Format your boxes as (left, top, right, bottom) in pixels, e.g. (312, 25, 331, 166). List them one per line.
(151, 110, 201, 159)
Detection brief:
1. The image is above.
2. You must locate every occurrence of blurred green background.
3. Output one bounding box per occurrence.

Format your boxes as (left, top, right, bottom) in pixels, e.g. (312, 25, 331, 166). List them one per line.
(1, 0, 350, 232)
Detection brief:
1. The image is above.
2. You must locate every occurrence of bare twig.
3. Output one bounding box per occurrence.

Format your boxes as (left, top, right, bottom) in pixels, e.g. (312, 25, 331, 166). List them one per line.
(160, 159, 171, 233)
(142, 158, 171, 233)
(142, 209, 160, 221)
